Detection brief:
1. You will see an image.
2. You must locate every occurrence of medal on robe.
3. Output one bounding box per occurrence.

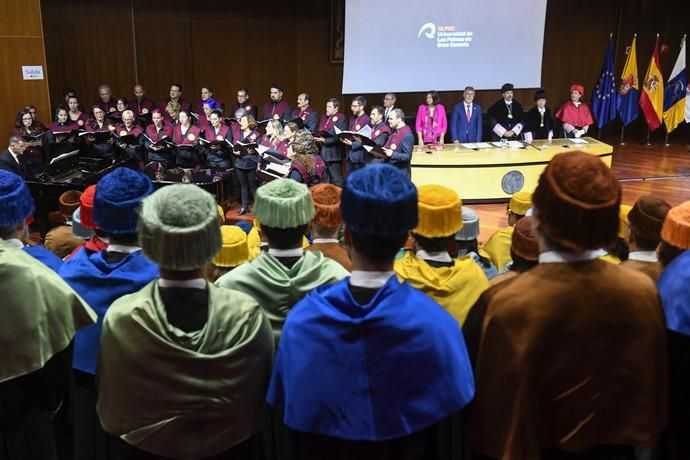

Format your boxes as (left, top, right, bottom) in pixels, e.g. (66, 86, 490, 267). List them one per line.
(375, 129, 380, 136)
(273, 114, 280, 120)
(187, 133, 196, 141)
(332, 116, 338, 122)
(120, 130, 127, 136)
(78, 120, 84, 127)
(216, 135, 223, 141)
(390, 143, 397, 150)
(245, 105, 251, 111)
(250, 134, 256, 140)
(355, 124, 361, 130)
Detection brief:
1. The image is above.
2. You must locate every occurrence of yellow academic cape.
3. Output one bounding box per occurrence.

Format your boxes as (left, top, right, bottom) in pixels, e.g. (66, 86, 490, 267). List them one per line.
(97, 281, 274, 460)
(0, 240, 95, 383)
(394, 251, 490, 325)
(482, 226, 514, 272)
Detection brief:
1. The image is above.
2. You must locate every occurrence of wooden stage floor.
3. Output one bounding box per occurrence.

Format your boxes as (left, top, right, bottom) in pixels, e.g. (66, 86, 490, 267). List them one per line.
(473, 141, 690, 243)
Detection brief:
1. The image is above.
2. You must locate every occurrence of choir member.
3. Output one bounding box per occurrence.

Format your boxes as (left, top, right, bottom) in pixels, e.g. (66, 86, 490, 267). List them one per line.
(363, 105, 391, 164)
(487, 83, 524, 141)
(556, 84, 594, 138)
(450, 86, 483, 143)
(201, 109, 233, 170)
(415, 90, 447, 147)
(283, 121, 299, 145)
(131, 84, 156, 116)
(0, 170, 95, 460)
(109, 97, 129, 124)
(287, 130, 326, 185)
(164, 100, 180, 125)
(56, 87, 77, 111)
(383, 93, 397, 122)
(231, 88, 257, 120)
(523, 89, 556, 141)
(261, 84, 292, 122)
(159, 83, 192, 123)
(233, 113, 261, 215)
(67, 95, 89, 128)
(171, 110, 201, 169)
(314, 98, 347, 186)
(114, 109, 144, 163)
(47, 106, 80, 158)
(94, 84, 117, 113)
(261, 119, 289, 156)
(143, 109, 174, 168)
(196, 84, 220, 114)
(292, 93, 319, 132)
(13, 109, 47, 178)
(228, 108, 246, 143)
(85, 106, 116, 159)
(383, 108, 414, 176)
(24, 105, 46, 129)
(344, 95, 370, 172)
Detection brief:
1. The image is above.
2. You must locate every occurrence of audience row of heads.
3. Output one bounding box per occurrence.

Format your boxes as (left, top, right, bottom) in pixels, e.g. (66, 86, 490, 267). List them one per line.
(2, 151, 687, 272)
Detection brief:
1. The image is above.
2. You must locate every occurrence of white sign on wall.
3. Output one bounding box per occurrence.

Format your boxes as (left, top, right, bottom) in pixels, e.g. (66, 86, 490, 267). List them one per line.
(22, 66, 44, 80)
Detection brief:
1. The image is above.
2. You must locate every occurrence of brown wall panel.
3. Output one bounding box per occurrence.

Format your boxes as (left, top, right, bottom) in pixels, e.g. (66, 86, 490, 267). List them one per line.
(40, 0, 690, 140)
(0, 0, 50, 147)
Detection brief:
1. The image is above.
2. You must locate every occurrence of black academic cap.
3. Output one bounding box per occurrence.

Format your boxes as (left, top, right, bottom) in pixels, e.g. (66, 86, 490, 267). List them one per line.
(534, 89, 547, 101)
(501, 83, 514, 92)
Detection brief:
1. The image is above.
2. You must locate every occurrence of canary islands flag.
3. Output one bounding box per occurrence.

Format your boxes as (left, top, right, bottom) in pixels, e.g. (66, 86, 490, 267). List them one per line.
(618, 36, 640, 126)
(640, 36, 664, 131)
(663, 35, 687, 133)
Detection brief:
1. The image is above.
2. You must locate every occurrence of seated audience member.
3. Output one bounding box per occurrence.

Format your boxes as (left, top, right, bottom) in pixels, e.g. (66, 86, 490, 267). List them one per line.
(450, 86, 482, 143)
(453, 206, 499, 279)
(44, 190, 86, 258)
(395, 185, 489, 324)
(216, 178, 348, 341)
(207, 224, 251, 282)
(415, 90, 447, 147)
(64, 184, 109, 260)
(288, 130, 326, 185)
(556, 84, 594, 138)
(0, 171, 63, 272)
(620, 195, 671, 281)
(0, 173, 94, 460)
(523, 89, 556, 141)
(59, 168, 158, 460)
(267, 164, 475, 460)
(600, 204, 632, 264)
(463, 151, 667, 460)
(490, 216, 539, 285)
(483, 191, 532, 271)
(656, 201, 690, 460)
(97, 184, 273, 460)
(306, 183, 351, 271)
(488, 83, 524, 141)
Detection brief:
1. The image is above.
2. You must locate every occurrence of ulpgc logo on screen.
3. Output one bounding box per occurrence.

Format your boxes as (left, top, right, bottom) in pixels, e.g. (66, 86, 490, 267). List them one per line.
(417, 22, 473, 48)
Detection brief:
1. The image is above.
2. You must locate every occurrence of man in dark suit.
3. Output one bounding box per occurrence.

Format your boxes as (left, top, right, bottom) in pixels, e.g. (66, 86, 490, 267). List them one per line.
(450, 86, 483, 143)
(0, 135, 28, 179)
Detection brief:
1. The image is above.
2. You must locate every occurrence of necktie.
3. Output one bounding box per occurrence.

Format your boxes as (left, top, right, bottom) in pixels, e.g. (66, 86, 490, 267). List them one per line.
(466, 105, 471, 122)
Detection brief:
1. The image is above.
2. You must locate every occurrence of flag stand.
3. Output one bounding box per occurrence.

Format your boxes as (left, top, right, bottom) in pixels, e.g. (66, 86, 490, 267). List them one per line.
(644, 129, 653, 146)
(664, 131, 670, 147)
(619, 125, 626, 146)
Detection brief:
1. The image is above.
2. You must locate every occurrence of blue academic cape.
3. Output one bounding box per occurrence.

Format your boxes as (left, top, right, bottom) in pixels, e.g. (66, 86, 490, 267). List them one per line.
(24, 245, 63, 272)
(59, 249, 159, 374)
(267, 276, 475, 441)
(658, 250, 690, 336)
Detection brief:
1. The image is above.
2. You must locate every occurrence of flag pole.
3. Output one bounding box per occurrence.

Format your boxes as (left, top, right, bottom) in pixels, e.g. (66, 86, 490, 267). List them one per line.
(645, 128, 652, 146)
(620, 124, 626, 146)
(664, 129, 670, 147)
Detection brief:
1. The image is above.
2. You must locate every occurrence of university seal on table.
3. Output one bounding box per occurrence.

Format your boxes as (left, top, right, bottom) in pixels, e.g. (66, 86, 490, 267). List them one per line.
(501, 170, 524, 194)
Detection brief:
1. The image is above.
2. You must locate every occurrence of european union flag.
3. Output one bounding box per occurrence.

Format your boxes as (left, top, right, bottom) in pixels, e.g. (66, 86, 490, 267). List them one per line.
(592, 37, 619, 128)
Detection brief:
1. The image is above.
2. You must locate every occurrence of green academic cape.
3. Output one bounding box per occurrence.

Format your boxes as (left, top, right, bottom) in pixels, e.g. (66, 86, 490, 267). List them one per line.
(97, 281, 274, 460)
(215, 251, 349, 341)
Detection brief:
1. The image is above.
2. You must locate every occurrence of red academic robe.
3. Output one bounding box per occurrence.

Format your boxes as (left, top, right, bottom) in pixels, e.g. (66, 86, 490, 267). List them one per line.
(555, 101, 594, 128)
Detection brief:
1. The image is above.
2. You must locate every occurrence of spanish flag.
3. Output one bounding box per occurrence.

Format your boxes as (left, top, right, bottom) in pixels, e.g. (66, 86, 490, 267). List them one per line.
(663, 35, 687, 133)
(640, 36, 664, 131)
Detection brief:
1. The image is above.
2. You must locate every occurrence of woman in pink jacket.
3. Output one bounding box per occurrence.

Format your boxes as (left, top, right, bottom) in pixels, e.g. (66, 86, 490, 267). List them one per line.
(415, 90, 447, 147)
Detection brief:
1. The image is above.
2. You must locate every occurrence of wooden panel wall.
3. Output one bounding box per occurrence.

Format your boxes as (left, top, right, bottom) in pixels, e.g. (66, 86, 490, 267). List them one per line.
(0, 0, 51, 146)
(40, 0, 689, 139)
